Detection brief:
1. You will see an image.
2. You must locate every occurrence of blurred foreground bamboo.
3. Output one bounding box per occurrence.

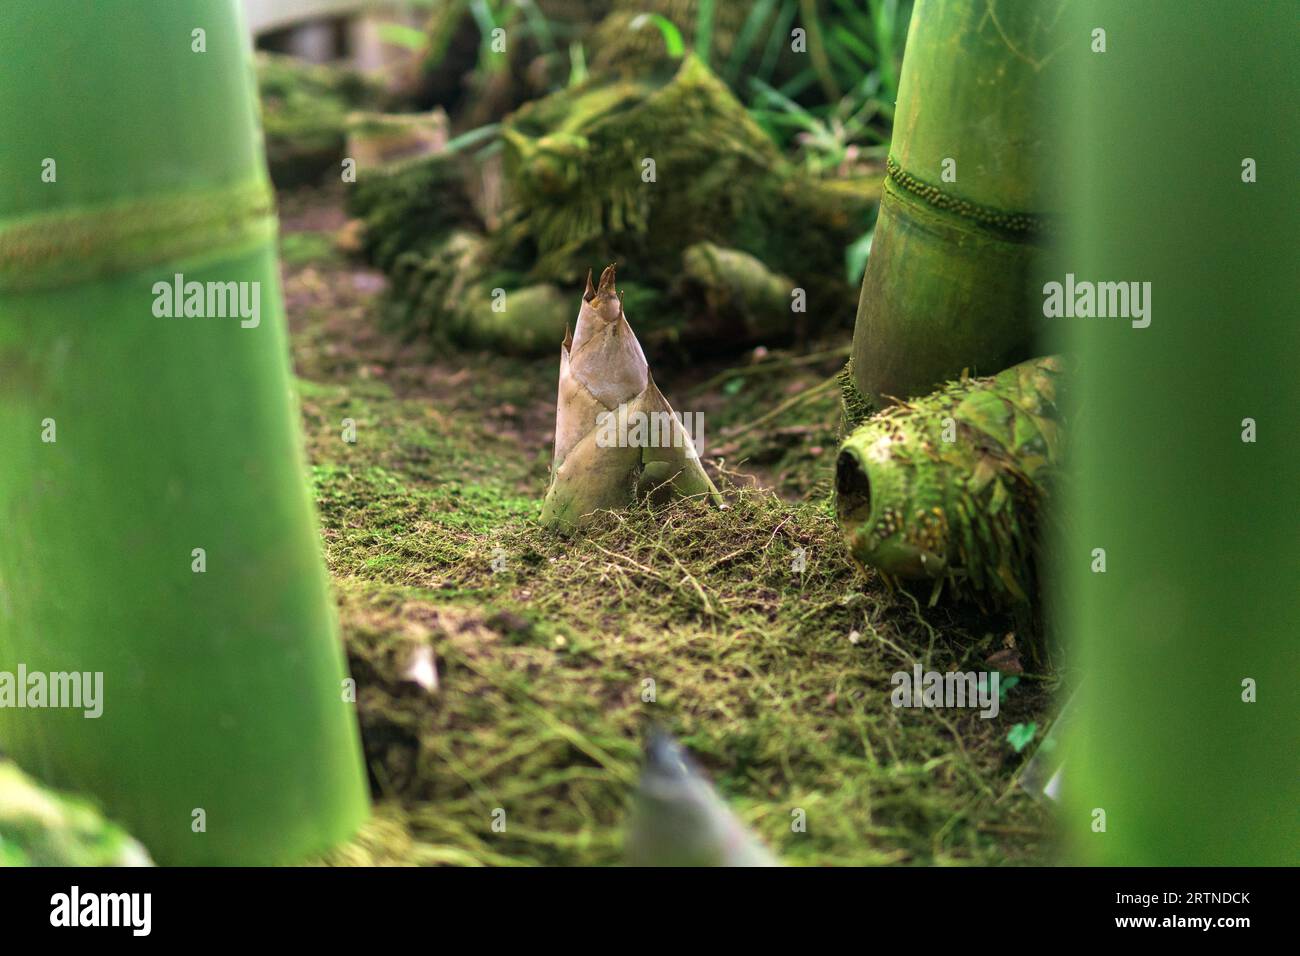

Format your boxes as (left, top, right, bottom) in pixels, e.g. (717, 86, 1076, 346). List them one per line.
(1057, 0, 1298, 865)
(625, 732, 777, 867)
(0, 0, 368, 864)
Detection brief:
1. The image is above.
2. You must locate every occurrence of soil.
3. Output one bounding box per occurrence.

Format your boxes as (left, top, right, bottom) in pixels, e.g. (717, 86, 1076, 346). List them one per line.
(276, 185, 1057, 867)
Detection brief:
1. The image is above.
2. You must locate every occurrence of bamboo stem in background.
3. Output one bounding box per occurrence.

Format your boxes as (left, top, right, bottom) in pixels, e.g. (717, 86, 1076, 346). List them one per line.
(850, 0, 1067, 405)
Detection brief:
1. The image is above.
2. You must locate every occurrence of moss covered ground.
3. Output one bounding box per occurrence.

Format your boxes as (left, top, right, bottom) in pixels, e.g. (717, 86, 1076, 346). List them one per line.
(277, 186, 1057, 867)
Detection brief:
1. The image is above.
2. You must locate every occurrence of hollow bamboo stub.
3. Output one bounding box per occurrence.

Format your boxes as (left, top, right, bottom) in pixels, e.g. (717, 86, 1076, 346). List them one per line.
(835, 356, 1065, 604)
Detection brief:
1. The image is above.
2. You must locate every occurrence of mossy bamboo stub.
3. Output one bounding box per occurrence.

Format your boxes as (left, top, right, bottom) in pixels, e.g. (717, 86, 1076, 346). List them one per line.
(257, 52, 385, 187)
(363, 54, 878, 354)
(498, 55, 877, 325)
(676, 242, 795, 345)
(836, 356, 1064, 607)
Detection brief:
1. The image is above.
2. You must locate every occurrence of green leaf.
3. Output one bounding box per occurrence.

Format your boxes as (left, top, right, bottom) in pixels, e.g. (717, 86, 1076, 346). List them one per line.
(445, 122, 501, 154)
(376, 23, 428, 52)
(568, 41, 588, 88)
(824, 35, 865, 79)
(695, 0, 716, 65)
(776, 66, 820, 99)
(846, 228, 874, 284)
(749, 78, 816, 125)
(630, 13, 685, 58)
(725, 0, 779, 85)
(469, 0, 497, 33)
(831, 25, 878, 66)
(999, 674, 1021, 702)
(832, 0, 878, 40)
(515, 0, 559, 60)
(1007, 722, 1038, 754)
(758, 0, 799, 82)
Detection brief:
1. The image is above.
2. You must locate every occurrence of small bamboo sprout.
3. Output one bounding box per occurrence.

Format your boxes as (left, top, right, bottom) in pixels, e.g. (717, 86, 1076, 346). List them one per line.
(542, 265, 723, 529)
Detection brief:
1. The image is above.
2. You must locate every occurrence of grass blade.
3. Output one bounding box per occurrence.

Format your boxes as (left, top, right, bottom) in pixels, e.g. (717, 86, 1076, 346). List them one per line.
(630, 12, 685, 58)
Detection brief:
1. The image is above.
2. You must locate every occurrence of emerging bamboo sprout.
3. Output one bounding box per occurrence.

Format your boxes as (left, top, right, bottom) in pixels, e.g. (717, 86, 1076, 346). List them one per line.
(835, 357, 1065, 605)
(541, 265, 723, 529)
(624, 732, 778, 867)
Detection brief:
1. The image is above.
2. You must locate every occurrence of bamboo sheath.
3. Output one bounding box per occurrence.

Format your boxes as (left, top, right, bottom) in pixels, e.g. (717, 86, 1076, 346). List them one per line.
(541, 266, 722, 528)
(0, 1, 368, 863)
(851, 0, 1067, 405)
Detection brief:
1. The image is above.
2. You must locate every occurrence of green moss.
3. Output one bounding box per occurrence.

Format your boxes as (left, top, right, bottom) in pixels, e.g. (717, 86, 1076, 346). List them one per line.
(500, 57, 784, 287)
(838, 358, 876, 432)
(348, 155, 480, 274)
(279, 230, 340, 267)
(323, 488, 1054, 866)
(257, 53, 386, 188)
(0, 761, 151, 866)
(290, 338, 1051, 867)
(278, 194, 1056, 867)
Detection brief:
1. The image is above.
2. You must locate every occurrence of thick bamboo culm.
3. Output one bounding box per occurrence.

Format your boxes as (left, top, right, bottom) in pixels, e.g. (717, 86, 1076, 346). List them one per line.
(0, 1, 369, 864)
(850, 0, 1067, 405)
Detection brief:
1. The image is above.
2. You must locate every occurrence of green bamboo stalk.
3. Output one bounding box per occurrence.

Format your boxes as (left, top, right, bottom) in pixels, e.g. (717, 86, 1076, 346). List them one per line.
(1057, 1, 1299, 865)
(0, 0, 368, 864)
(849, 0, 1067, 405)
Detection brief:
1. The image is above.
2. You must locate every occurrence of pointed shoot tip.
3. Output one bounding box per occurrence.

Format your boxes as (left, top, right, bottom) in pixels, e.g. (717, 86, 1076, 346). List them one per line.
(598, 263, 617, 294)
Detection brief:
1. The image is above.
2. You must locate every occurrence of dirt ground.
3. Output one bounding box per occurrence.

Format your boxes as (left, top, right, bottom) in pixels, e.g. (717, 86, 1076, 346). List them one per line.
(276, 185, 1058, 866)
